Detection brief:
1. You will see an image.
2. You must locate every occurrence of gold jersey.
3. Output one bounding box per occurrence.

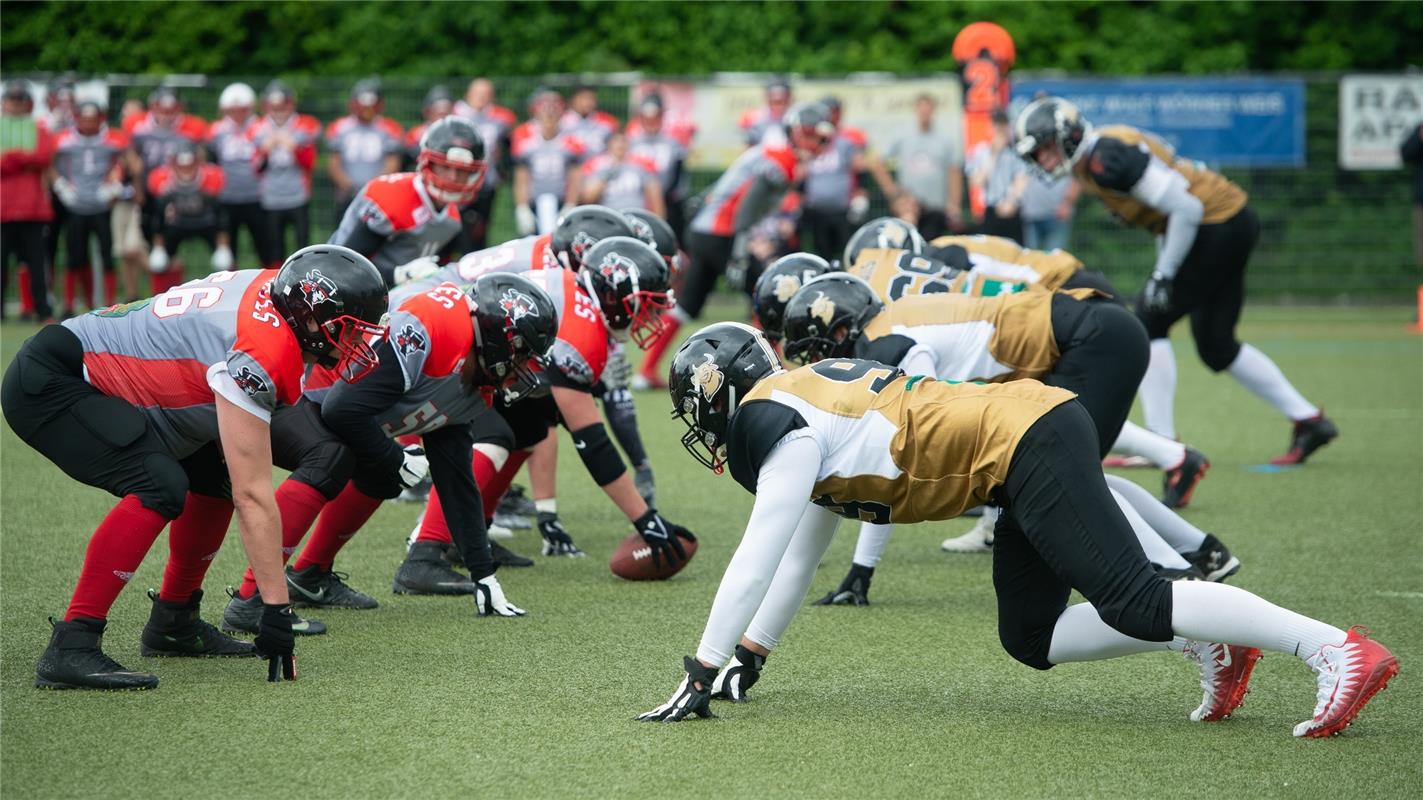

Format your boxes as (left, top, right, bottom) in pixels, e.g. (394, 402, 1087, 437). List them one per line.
(724, 359, 1075, 524)
(929, 234, 1083, 290)
(1073, 125, 1247, 234)
(848, 247, 1030, 301)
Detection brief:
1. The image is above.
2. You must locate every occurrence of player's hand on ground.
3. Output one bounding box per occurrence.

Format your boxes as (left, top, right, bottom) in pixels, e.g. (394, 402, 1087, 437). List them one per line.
(398, 444, 429, 488)
(1141, 272, 1173, 314)
(473, 574, 526, 617)
(711, 645, 765, 703)
(538, 511, 585, 557)
(637, 657, 718, 722)
(255, 603, 297, 682)
(812, 563, 873, 607)
(635, 509, 695, 570)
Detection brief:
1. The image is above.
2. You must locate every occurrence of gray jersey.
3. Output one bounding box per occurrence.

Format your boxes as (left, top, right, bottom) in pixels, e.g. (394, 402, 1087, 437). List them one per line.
(512, 125, 584, 200)
(52, 126, 127, 214)
(329, 173, 462, 276)
(627, 130, 689, 199)
(690, 144, 798, 237)
(252, 113, 321, 210)
(559, 110, 618, 156)
(453, 101, 517, 189)
(208, 117, 261, 204)
(325, 115, 404, 194)
(585, 155, 655, 211)
(803, 133, 865, 213)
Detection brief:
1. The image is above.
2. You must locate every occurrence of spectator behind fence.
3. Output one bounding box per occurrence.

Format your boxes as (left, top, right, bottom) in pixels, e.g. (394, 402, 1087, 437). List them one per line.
(884, 93, 964, 240)
(512, 89, 584, 235)
(209, 82, 265, 268)
(740, 77, 792, 148)
(1019, 168, 1079, 252)
(581, 130, 664, 215)
(146, 142, 226, 294)
(453, 78, 517, 251)
(560, 85, 618, 157)
(1403, 122, 1423, 270)
(1, 80, 55, 323)
(253, 81, 319, 262)
(626, 93, 691, 236)
(53, 100, 129, 314)
(111, 98, 148, 302)
(967, 109, 1026, 243)
(798, 96, 877, 260)
(124, 87, 208, 274)
(42, 78, 78, 288)
(326, 78, 403, 224)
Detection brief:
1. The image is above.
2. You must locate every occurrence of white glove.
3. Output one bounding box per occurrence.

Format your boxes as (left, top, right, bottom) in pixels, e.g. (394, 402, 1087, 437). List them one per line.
(147, 245, 170, 274)
(393, 256, 440, 285)
(848, 194, 870, 224)
(397, 444, 429, 488)
(515, 204, 537, 236)
(211, 244, 234, 271)
(474, 574, 526, 617)
(52, 178, 80, 209)
(96, 182, 124, 205)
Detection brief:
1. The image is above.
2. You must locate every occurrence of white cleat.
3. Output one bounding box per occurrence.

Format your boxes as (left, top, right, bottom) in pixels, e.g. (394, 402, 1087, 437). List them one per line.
(941, 511, 996, 553)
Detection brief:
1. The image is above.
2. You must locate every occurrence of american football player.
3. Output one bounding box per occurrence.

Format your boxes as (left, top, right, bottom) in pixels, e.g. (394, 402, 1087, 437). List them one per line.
(751, 252, 834, 343)
(638, 323, 1397, 741)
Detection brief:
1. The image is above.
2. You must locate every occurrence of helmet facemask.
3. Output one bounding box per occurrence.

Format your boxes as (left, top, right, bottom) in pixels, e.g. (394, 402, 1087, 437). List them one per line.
(320, 313, 389, 383)
(419, 148, 486, 206)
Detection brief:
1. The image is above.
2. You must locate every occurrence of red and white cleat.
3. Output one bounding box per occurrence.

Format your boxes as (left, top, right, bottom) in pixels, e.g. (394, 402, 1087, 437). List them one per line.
(1294, 627, 1399, 738)
(1185, 641, 1263, 722)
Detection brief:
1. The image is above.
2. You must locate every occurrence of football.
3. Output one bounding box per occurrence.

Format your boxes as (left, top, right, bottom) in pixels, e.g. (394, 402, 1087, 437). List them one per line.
(609, 532, 698, 581)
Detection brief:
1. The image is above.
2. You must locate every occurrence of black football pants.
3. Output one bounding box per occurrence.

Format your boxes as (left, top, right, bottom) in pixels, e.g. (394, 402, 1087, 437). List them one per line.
(1045, 295, 1150, 457)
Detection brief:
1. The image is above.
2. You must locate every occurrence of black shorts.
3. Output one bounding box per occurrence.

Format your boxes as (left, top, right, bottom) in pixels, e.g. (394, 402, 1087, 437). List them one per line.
(677, 231, 737, 319)
(1046, 296, 1150, 456)
(468, 393, 557, 452)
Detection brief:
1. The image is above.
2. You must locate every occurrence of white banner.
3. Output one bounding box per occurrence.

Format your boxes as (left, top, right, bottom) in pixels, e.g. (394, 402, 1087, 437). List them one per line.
(1338, 74, 1423, 169)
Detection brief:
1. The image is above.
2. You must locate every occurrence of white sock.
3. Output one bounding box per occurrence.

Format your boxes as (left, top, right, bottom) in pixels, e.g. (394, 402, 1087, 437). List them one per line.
(1112, 421, 1186, 469)
(473, 443, 510, 471)
(1225, 344, 1320, 422)
(852, 522, 894, 568)
(1105, 474, 1207, 552)
(1048, 603, 1187, 663)
(1110, 488, 1191, 569)
(535, 498, 557, 514)
(1170, 581, 1346, 660)
(1141, 339, 1178, 438)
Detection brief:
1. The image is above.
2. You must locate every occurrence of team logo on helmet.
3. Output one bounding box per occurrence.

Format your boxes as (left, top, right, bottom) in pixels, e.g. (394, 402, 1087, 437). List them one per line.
(232, 365, 270, 397)
(299, 270, 339, 307)
(499, 288, 540, 321)
(878, 223, 909, 249)
(570, 231, 599, 265)
(772, 274, 803, 303)
(810, 292, 837, 327)
(395, 323, 427, 357)
(691, 353, 725, 402)
(627, 216, 654, 244)
(596, 252, 635, 286)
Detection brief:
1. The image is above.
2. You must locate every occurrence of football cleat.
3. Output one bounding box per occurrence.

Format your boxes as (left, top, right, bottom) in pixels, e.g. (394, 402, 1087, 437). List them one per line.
(221, 589, 327, 636)
(1181, 533, 1241, 582)
(491, 541, 534, 568)
(491, 511, 532, 532)
(139, 589, 255, 657)
(395, 476, 432, 503)
(1270, 413, 1339, 466)
(486, 522, 515, 540)
(812, 563, 874, 606)
(1154, 565, 1205, 581)
(1293, 627, 1398, 738)
(1161, 447, 1209, 509)
(499, 485, 538, 517)
(941, 512, 995, 553)
(36, 617, 159, 691)
(392, 542, 476, 595)
(286, 565, 379, 610)
(1184, 641, 1262, 722)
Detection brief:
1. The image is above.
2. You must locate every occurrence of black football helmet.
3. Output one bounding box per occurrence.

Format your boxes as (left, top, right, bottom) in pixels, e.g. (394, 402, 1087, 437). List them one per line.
(622, 208, 682, 276)
(668, 322, 782, 473)
(751, 252, 832, 342)
(551, 204, 637, 271)
(782, 101, 836, 157)
(418, 116, 486, 206)
(1013, 96, 1090, 179)
(843, 217, 926, 268)
(577, 236, 674, 348)
(462, 272, 558, 400)
(270, 245, 390, 382)
(781, 273, 883, 365)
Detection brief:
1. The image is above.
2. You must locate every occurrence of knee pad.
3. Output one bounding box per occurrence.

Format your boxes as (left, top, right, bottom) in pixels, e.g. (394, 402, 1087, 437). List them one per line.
(474, 443, 510, 472)
(137, 454, 190, 520)
(1197, 338, 1241, 373)
(289, 439, 355, 500)
(998, 621, 1056, 671)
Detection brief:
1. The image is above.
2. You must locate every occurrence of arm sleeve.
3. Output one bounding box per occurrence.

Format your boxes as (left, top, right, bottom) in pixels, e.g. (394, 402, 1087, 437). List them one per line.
(898, 345, 940, 378)
(424, 422, 494, 579)
(319, 339, 407, 477)
(1133, 164, 1204, 279)
(740, 503, 844, 652)
(693, 434, 824, 666)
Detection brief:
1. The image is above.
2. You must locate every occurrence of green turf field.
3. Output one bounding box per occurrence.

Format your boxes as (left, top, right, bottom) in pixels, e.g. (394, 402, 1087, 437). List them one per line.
(2, 302, 1420, 798)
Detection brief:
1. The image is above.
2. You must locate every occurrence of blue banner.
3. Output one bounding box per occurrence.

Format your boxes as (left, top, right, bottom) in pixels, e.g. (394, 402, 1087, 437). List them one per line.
(1011, 77, 1306, 168)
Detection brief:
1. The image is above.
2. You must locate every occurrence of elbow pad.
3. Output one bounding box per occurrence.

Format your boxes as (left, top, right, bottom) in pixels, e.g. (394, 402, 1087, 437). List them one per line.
(570, 423, 626, 486)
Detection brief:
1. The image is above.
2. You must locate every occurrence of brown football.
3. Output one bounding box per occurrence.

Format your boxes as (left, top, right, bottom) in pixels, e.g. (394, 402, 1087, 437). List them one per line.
(610, 532, 698, 581)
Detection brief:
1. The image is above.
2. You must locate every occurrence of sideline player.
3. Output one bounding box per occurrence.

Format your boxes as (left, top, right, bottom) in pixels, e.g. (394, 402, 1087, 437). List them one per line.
(1013, 97, 1337, 465)
(638, 324, 1397, 740)
(2, 245, 389, 689)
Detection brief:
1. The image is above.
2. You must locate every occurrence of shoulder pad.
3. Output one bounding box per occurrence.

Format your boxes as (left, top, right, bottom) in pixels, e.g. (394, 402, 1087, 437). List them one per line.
(1086, 137, 1149, 192)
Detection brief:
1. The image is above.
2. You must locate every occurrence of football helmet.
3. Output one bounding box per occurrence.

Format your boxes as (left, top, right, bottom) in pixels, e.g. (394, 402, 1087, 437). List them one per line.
(463, 272, 558, 400)
(668, 322, 782, 473)
(622, 208, 682, 275)
(577, 236, 673, 348)
(551, 204, 637, 271)
(782, 101, 836, 157)
(843, 217, 926, 268)
(218, 83, 256, 111)
(751, 252, 832, 342)
(271, 245, 390, 382)
(417, 116, 486, 206)
(781, 273, 883, 365)
(1013, 96, 1090, 179)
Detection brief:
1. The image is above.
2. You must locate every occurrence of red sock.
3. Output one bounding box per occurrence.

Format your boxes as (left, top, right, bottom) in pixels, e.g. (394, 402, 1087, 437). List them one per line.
(484, 449, 530, 514)
(18, 266, 34, 315)
(63, 270, 79, 311)
(65, 495, 171, 621)
(159, 493, 234, 604)
(78, 268, 95, 309)
(415, 486, 453, 545)
(238, 479, 329, 599)
(638, 317, 682, 380)
(102, 272, 117, 306)
(396, 434, 422, 448)
(291, 482, 383, 572)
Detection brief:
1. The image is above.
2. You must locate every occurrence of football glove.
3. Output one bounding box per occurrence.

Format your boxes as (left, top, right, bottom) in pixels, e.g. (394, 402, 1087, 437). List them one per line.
(147, 245, 169, 274)
(1141, 272, 1173, 314)
(96, 181, 124, 205)
(254, 603, 297, 682)
(637, 656, 718, 722)
(52, 177, 80, 209)
(211, 244, 234, 271)
(397, 445, 430, 489)
(393, 256, 440, 285)
(711, 644, 765, 703)
(538, 511, 585, 557)
(848, 194, 870, 225)
(633, 463, 656, 507)
(515, 204, 537, 236)
(473, 574, 526, 617)
(634, 509, 695, 570)
(812, 563, 874, 606)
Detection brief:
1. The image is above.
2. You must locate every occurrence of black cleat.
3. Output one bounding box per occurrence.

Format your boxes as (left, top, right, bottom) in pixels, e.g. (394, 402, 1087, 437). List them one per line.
(286, 564, 379, 610)
(140, 589, 255, 657)
(491, 541, 534, 568)
(1181, 533, 1241, 582)
(221, 589, 327, 636)
(499, 485, 538, 517)
(37, 617, 159, 690)
(1161, 447, 1210, 509)
(813, 563, 874, 606)
(393, 542, 477, 595)
(1270, 414, 1338, 466)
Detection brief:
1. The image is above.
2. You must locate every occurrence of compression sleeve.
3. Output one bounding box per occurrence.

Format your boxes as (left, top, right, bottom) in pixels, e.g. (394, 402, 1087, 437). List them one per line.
(738, 502, 843, 654)
(1133, 164, 1203, 279)
(424, 423, 494, 579)
(319, 339, 407, 478)
(898, 345, 940, 379)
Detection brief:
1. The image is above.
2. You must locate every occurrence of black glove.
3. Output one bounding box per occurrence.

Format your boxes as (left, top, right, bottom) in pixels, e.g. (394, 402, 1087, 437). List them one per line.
(538, 511, 585, 557)
(255, 603, 297, 682)
(634, 509, 696, 570)
(636, 656, 718, 722)
(711, 644, 765, 703)
(1140, 272, 1173, 314)
(812, 563, 874, 606)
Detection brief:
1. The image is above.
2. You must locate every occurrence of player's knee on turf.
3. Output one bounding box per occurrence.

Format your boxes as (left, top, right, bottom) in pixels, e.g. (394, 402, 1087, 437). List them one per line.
(998, 621, 1057, 670)
(289, 439, 355, 500)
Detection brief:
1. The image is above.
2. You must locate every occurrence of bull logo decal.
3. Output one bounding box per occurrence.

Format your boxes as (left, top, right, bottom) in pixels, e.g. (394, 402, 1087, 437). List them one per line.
(772, 274, 802, 303)
(691, 353, 724, 402)
(810, 292, 837, 327)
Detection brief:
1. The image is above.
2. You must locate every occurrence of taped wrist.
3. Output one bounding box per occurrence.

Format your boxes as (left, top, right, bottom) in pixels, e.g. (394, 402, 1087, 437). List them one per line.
(570, 423, 626, 486)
